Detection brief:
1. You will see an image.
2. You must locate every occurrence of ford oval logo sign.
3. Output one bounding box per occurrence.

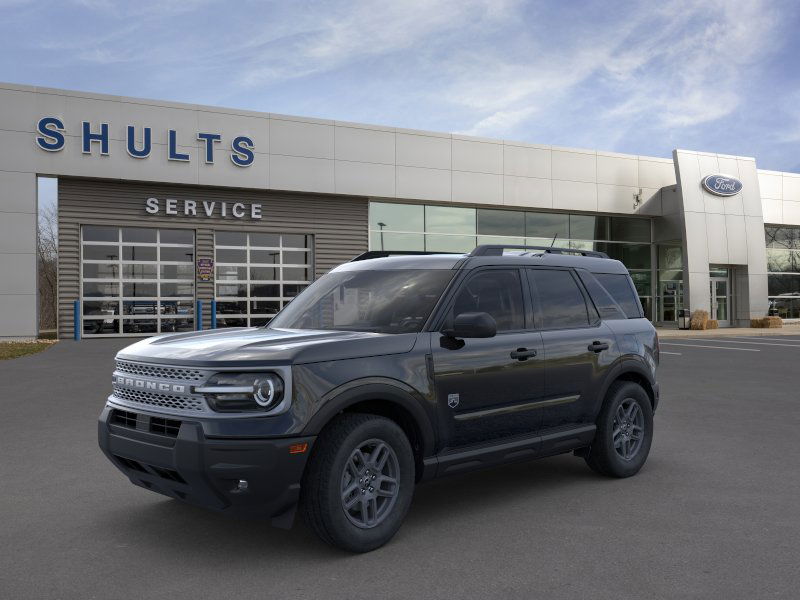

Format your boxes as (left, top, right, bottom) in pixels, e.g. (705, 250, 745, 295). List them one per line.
(702, 174, 743, 196)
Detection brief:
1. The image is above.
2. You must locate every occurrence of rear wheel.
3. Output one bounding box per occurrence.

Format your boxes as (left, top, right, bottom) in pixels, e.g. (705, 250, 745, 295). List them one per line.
(300, 413, 415, 552)
(584, 381, 653, 478)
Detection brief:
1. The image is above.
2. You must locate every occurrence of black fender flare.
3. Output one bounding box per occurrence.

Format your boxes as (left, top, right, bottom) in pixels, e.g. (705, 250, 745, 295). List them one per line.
(597, 357, 656, 409)
(301, 378, 436, 458)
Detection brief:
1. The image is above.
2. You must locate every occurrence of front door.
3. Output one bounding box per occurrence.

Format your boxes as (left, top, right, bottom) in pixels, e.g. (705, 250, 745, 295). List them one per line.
(431, 268, 545, 449)
(709, 273, 730, 327)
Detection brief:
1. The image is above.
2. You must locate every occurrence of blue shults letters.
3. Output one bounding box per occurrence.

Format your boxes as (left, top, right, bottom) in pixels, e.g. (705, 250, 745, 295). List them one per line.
(82, 121, 109, 155)
(127, 126, 152, 158)
(231, 136, 255, 167)
(36, 117, 65, 151)
(197, 133, 222, 163)
(35, 117, 256, 167)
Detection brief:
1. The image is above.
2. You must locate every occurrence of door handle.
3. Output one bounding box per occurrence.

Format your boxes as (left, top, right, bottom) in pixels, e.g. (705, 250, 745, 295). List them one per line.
(510, 348, 537, 361)
(588, 341, 609, 353)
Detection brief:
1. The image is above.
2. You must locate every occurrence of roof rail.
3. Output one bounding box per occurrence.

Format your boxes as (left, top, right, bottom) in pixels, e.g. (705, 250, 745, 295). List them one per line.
(468, 244, 609, 259)
(350, 250, 460, 262)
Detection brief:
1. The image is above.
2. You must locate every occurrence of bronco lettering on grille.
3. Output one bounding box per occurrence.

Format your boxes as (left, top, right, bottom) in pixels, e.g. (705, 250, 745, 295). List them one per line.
(114, 376, 186, 394)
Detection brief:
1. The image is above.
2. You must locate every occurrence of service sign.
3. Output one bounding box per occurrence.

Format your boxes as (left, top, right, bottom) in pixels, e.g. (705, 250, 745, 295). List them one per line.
(145, 197, 262, 220)
(702, 174, 743, 196)
(196, 258, 214, 282)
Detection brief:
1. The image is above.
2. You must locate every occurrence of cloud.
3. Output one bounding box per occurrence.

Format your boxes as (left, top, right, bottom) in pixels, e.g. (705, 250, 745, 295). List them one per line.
(235, 0, 520, 88)
(608, 0, 779, 126)
(452, 0, 782, 139)
(770, 91, 800, 144)
(1, 0, 796, 169)
(71, 0, 213, 17)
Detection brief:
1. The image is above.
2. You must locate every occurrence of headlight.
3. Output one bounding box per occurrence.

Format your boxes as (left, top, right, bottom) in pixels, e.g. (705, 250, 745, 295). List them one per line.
(196, 372, 285, 412)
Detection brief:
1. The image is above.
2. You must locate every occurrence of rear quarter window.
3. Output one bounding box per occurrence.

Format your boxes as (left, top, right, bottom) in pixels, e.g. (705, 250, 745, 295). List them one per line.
(577, 271, 627, 320)
(594, 273, 643, 319)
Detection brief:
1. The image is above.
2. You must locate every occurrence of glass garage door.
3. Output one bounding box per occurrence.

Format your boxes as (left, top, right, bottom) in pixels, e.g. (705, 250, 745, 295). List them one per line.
(215, 232, 312, 327)
(81, 226, 195, 336)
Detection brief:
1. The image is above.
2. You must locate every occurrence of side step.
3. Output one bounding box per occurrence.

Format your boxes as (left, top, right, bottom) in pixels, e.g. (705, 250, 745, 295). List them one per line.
(429, 424, 596, 478)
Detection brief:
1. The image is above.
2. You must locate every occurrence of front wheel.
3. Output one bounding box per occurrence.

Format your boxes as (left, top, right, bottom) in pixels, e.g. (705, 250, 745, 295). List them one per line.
(300, 413, 415, 553)
(584, 381, 654, 478)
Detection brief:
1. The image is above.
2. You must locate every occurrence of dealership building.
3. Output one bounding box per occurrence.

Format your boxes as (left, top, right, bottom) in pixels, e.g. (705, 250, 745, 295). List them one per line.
(2, 81, 800, 340)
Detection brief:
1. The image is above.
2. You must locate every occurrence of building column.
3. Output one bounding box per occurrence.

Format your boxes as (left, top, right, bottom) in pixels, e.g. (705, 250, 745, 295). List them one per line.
(673, 150, 770, 325)
(0, 170, 37, 339)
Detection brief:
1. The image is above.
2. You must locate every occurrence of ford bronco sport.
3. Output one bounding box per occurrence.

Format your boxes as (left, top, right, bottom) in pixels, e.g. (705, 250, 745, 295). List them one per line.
(98, 244, 659, 552)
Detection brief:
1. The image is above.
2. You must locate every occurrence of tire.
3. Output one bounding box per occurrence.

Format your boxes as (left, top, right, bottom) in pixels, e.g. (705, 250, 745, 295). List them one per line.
(584, 381, 654, 478)
(300, 413, 415, 553)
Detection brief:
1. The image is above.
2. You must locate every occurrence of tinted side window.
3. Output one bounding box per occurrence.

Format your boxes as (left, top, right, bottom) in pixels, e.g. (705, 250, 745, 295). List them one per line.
(576, 270, 627, 320)
(594, 273, 643, 318)
(450, 269, 524, 331)
(529, 269, 590, 329)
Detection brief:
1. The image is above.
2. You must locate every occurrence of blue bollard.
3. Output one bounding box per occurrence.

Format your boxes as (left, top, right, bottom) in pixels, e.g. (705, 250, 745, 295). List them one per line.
(74, 300, 80, 341)
(196, 300, 203, 331)
(211, 299, 217, 329)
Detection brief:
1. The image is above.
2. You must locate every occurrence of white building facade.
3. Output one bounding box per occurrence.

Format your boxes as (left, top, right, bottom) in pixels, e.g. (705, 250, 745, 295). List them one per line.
(2, 81, 799, 339)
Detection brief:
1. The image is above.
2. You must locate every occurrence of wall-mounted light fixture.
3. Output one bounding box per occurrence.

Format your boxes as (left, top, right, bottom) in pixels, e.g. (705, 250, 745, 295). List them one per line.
(633, 188, 643, 210)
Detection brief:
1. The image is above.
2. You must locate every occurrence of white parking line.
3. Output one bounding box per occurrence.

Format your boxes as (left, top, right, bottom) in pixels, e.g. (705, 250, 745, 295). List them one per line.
(660, 351, 682, 355)
(660, 342, 760, 352)
(728, 335, 800, 339)
(728, 336, 800, 343)
(685, 337, 800, 348)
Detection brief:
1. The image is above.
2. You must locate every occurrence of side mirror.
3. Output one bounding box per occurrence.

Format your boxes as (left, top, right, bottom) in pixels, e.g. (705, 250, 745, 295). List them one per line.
(442, 312, 497, 339)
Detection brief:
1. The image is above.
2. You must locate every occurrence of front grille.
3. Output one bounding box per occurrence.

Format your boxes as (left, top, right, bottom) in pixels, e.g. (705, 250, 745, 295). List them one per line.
(110, 408, 181, 437)
(115, 360, 205, 382)
(112, 385, 205, 412)
(111, 409, 138, 429)
(150, 416, 181, 437)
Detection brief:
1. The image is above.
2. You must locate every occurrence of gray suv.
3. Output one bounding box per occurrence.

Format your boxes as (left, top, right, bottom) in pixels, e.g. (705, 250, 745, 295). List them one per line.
(98, 245, 659, 552)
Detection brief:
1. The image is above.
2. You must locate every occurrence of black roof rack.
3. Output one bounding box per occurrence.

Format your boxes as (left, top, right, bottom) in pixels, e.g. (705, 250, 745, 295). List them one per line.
(468, 244, 609, 259)
(350, 250, 460, 262)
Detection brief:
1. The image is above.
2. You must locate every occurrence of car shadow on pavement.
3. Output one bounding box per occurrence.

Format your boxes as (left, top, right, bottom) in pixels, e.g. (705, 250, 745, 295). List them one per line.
(95, 453, 606, 558)
(407, 454, 599, 523)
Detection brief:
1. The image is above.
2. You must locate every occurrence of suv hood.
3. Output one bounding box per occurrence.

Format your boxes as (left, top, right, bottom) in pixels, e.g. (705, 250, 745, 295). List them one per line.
(116, 327, 419, 367)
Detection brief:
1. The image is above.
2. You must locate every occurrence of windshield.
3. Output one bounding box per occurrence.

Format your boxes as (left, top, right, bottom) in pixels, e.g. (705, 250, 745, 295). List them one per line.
(268, 269, 455, 333)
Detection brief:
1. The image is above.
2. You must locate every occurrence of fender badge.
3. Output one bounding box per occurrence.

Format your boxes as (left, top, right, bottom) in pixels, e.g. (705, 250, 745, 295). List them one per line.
(447, 393, 460, 409)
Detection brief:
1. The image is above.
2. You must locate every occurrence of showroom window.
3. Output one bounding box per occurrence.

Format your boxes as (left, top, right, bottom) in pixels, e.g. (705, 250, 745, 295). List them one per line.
(215, 232, 312, 327)
(765, 225, 800, 319)
(81, 226, 195, 336)
(369, 202, 653, 318)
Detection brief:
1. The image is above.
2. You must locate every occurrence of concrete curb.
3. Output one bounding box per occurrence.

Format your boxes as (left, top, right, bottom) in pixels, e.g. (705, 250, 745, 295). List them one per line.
(656, 326, 800, 339)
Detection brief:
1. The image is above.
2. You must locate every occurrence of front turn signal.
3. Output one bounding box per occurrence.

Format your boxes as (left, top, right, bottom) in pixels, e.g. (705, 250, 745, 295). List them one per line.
(289, 442, 308, 454)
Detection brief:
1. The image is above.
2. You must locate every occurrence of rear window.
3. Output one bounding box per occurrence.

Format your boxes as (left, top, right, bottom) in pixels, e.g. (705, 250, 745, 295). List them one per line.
(594, 273, 643, 319)
(528, 269, 591, 329)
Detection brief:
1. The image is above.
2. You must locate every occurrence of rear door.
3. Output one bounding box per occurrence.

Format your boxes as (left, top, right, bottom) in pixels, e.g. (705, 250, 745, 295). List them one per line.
(526, 268, 618, 430)
(430, 267, 545, 449)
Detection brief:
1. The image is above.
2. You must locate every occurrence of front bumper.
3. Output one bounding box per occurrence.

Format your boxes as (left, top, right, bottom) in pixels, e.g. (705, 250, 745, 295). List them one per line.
(98, 405, 315, 527)
(652, 381, 660, 412)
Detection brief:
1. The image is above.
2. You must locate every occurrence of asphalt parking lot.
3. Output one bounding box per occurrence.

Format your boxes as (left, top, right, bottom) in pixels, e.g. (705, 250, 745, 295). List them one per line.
(2, 336, 800, 600)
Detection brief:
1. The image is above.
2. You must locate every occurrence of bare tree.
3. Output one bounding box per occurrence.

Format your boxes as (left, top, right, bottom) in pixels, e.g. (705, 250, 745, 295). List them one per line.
(37, 204, 58, 332)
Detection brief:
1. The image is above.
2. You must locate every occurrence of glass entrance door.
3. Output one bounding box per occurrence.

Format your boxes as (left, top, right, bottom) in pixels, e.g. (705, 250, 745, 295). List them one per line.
(658, 280, 683, 323)
(709, 276, 730, 327)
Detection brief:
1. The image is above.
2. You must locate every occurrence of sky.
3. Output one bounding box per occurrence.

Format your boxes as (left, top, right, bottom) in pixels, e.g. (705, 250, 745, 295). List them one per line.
(3, 0, 800, 174)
